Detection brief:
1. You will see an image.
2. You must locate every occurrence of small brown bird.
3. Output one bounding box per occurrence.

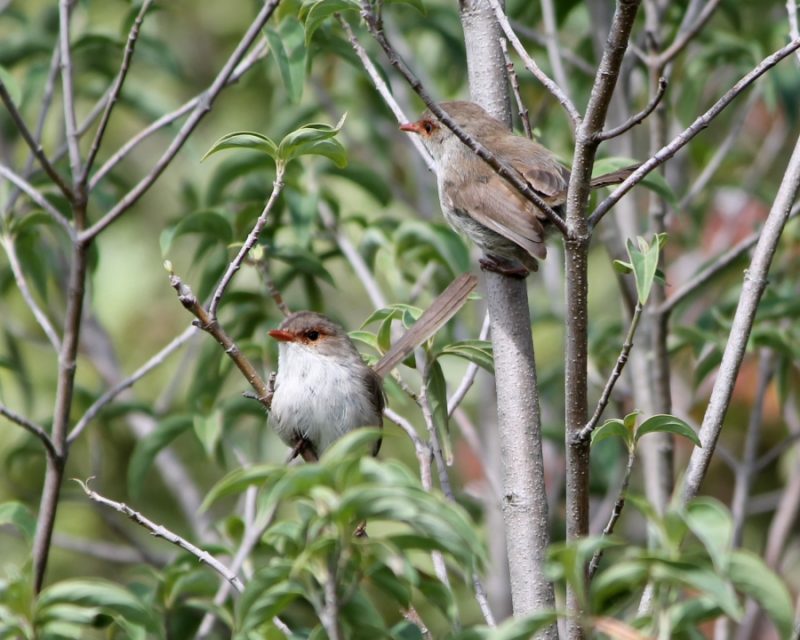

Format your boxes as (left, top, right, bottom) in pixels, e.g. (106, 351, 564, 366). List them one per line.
(401, 100, 632, 276)
(267, 274, 477, 459)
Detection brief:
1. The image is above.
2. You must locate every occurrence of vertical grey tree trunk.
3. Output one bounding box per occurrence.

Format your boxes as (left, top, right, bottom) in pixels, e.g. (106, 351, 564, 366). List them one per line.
(459, 0, 558, 633)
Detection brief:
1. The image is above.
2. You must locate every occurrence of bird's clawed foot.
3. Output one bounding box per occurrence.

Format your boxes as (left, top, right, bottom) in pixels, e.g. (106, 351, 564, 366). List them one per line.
(479, 256, 530, 279)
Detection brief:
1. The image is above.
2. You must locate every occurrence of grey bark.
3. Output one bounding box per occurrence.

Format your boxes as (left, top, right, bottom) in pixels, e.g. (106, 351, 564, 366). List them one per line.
(459, 0, 557, 629)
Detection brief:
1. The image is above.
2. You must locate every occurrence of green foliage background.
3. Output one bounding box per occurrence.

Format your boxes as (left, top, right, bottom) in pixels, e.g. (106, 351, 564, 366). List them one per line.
(0, 0, 799, 637)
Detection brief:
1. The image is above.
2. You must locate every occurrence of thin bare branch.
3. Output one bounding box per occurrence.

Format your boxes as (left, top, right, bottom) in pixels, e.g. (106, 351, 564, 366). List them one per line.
(588, 446, 635, 578)
(447, 312, 490, 415)
(2, 236, 62, 352)
(654, 0, 723, 67)
(539, 0, 573, 104)
(58, 0, 82, 183)
(0, 78, 73, 201)
(168, 271, 272, 408)
(499, 39, 533, 139)
(730, 350, 774, 547)
(337, 15, 436, 174)
(208, 166, 286, 319)
(681, 131, 800, 503)
(360, 1, 568, 236)
(679, 89, 759, 209)
(486, 0, 581, 127)
(0, 164, 74, 236)
(578, 302, 643, 442)
(591, 38, 800, 227)
(789, 0, 800, 65)
(656, 203, 800, 315)
(595, 77, 667, 142)
(81, 0, 153, 182)
(0, 403, 57, 459)
(68, 324, 197, 443)
(510, 20, 596, 75)
(78, 480, 244, 592)
(315, 174, 388, 309)
(82, 0, 282, 240)
(89, 41, 268, 191)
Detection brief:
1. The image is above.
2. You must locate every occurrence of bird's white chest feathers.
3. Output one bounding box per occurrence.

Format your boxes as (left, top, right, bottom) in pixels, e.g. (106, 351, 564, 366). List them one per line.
(269, 343, 379, 453)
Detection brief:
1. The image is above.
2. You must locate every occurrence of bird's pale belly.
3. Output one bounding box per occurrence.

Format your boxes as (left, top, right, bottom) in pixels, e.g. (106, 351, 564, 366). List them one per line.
(269, 348, 379, 454)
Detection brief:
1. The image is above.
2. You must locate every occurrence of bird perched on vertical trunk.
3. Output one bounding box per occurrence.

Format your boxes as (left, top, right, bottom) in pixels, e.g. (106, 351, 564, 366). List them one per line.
(267, 274, 478, 459)
(400, 100, 634, 277)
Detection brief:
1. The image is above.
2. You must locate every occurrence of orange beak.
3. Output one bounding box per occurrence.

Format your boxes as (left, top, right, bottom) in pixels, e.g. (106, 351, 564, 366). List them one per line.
(268, 329, 296, 342)
(399, 121, 424, 134)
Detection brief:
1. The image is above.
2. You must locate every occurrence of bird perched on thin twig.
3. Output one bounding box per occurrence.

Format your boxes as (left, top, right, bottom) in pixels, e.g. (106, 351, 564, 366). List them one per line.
(267, 274, 478, 459)
(401, 100, 634, 277)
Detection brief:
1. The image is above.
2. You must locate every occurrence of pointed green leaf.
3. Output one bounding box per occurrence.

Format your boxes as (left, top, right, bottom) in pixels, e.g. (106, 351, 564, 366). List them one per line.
(127, 415, 193, 498)
(264, 19, 307, 104)
(635, 414, 701, 448)
(437, 340, 494, 374)
(303, 0, 359, 45)
(684, 498, 732, 571)
(728, 550, 793, 639)
(202, 131, 277, 162)
(591, 418, 633, 448)
(626, 235, 661, 305)
(0, 501, 36, 543)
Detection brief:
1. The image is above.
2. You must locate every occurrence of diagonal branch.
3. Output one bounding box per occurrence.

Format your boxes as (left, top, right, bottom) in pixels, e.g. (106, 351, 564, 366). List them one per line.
(81, 0, 282, 241)
(2, 236, 62, 352)
(78, 480, 245, 592)
(58, 0, 82, 185)
(0, 80, 74, 201)
(68, 324, 197, 444)
(0, 164, 74, 236)
(656, 203, 800, 315)
(208, 167, 286, 319)
(577, 301, 643, 442)
(486, 0, 580, 128)
(81, 0, 153, 183)
(336, 14, 435, 173)
(590, 38, 800, 228)
(681, 130, 800, 504)
(595, 77, 667, 142)
(0, 404, 57, 459)
(89, 40, 268, 191)
(360, 1, 568, 236)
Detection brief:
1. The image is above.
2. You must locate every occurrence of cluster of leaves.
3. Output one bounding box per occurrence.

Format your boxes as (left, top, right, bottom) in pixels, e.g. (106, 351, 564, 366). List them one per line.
(550, 497, 794, 638)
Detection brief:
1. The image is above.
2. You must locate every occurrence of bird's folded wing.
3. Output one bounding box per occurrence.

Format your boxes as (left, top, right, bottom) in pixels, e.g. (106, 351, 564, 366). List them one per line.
(453, 175, 548, 260)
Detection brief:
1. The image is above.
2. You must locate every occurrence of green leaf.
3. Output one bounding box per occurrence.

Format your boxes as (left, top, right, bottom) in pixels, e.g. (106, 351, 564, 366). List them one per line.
(684, 498, 732, 571)
(127, 415, 193, 498)
(651, 561, 741, 620)
(635, 414, 701, 448)
(303, 0, 359, 45)
(437, 340, 494, 374)
(202, 131, 277, 162)
(277, 115, 348, 167)
(447, 613, 559, 640)
(0, 64, 22, 105)
(385, 0, 426, 13)
(193, 411, 223, 459)
(395, 221, 471, 275)
(264, 18, 307, 104)
(201, 465, 285, 511)
(591, 418, 632, 448)
(426, 360, 452, 464)
(0, 501, 36, 542)
(160, 209, 233, 256)
(35, 579, 155, 632)
(728, 550, 793, 639)
(612, 259, 633, 274)
(626, 236, 660, 305)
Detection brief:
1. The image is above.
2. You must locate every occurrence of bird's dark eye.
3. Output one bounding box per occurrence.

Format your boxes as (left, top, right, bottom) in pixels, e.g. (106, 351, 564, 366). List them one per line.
(423, 121, 434, 134)
(306, 330, 320, 341)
